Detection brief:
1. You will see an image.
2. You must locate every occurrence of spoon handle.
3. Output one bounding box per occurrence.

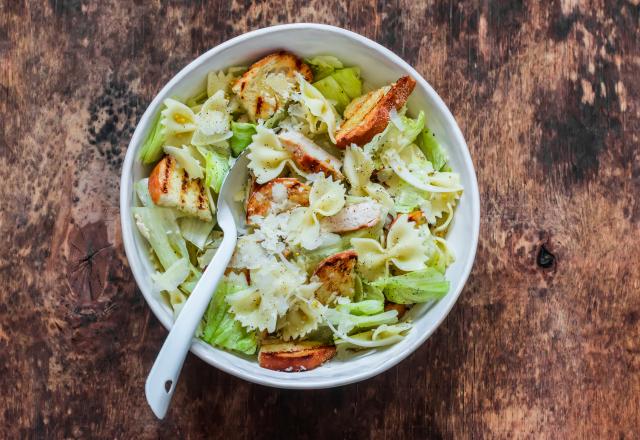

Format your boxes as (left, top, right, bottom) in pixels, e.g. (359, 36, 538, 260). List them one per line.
(145, 231, 237, 419)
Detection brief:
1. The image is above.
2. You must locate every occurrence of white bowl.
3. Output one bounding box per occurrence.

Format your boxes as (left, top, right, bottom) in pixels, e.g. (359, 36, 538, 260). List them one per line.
(120, 23, 480, 389)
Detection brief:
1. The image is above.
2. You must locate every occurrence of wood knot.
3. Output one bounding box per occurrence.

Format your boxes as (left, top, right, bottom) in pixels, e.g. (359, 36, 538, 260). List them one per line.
(66, 221, 113, 304)
(537, 243, 556, 270)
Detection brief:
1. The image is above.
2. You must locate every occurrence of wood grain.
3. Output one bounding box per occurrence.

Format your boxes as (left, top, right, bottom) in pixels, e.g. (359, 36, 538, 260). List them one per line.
(1, 1, 639, 438)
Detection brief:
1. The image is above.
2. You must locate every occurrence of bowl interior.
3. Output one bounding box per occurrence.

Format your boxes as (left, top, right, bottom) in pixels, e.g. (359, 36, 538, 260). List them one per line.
(121, 24, 479, 389)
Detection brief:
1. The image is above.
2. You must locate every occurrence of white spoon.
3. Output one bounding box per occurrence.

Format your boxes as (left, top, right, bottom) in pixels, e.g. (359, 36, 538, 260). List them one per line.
(145, 151, 249, 419)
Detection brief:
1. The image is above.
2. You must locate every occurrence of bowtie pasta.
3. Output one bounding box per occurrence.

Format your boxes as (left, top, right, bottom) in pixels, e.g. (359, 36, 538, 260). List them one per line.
(135, 50, 463, 372)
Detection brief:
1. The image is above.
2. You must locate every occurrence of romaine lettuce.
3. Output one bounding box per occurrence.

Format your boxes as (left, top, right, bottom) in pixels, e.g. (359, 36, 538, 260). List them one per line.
(312, 75, 350, 113)
(203, 149, 230, 193)
(361, 281, 385, 302)
(325, 307, 398, 335)
(151, 258, 190, 293)
(202, 279, 258, 355)
(370, 268, 449, 304)
(135, 178, 153, 207)
(179, 217, 215, 250)
(363, 111, 424, 167)
(331, 67, 361, 99)
(229, 122, 257, 156)
(139, 111, 166, 165)
(334, 323, 412, 349)
(132, 206, 187, 270)
(419, 128, 448, 171)
(263, 108, 287, 129)
(336, 299, 384, 316)
(186, 89, 208, 107)
(305, 55, 344, 80)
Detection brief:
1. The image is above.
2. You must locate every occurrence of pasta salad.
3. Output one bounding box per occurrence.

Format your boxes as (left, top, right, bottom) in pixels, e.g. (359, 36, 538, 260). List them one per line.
(134, 51, 462, 372)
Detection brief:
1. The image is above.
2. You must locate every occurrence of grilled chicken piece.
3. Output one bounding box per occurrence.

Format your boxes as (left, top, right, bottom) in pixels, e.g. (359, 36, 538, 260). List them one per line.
(148, 155, 212, 222)
(278, 131, 343, 180)
(258, 341, 336, 372)
(232, 51, 313, 122)
(321, 201, 381, 233)
(335, 76, 416, 148)
(246, 177, 310, 223)
(313, 250, 358, 304)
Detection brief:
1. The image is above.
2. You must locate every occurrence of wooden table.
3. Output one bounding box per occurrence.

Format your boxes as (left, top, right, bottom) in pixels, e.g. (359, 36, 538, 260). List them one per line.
(2, 1, 639, 438)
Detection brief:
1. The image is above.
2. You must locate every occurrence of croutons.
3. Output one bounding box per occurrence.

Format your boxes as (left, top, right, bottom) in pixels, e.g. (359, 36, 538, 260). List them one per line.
(246, 177, 310, 223)
(335, 75, 416, 148)
(232, 51, 313, 122)
(321, 201, 381, 233)
(313, 250, 358, 304)
(148, 155, 212, 222)
(258, 340, 336, 372)
(279, 131, 343, 180)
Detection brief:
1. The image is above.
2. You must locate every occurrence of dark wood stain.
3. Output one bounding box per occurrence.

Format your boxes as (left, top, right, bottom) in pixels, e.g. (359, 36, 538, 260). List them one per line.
(1, 1, 639, 439)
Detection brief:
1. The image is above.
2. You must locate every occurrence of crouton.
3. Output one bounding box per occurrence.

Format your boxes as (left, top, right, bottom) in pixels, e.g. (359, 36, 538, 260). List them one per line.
(258, 340, 336, 372)
(246, 177, 310, 223)
(321, 201, 381, 233)
(313, 250, 358, 304)
(232, 51, 313, 122)
(148, 155, 212, 222)
(335, 75, 416, 148)
(278, 131, 343, 180)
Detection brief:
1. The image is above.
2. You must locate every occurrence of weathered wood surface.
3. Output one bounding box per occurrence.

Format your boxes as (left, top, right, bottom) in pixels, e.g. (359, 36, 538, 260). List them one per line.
(1, 1, 639, 438)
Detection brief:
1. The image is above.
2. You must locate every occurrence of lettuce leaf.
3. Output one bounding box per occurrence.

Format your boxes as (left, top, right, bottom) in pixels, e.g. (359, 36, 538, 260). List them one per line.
(186, 89, 208, 107)
(331, 67, 361, 99)
(135, 178, 153, 207)
(151, 258, 190, 293)
(370, 268, 449, 304)
(263, 107, 287, 129)
(325, 307, 398, 335)
(361, 282, 385, 302)
(389, 110, 425, 148)
(229, 122, 257, 156)
(364, 111, 425, 167)
(179, 217, 214, 250)
(178, 265, 203, 294)
(393, 182, 425, 214)
(139, 110, 166, 165)
(419, 128, 448, 171)
(336, 299, 384, 316)
(132, 206, 187, 270)
(312, 75, 350, 113)
(334, 323, 412, 349)
(305, 55, 344, 80)
(203, 149, 230, 193)
(202, 279, 258, 355)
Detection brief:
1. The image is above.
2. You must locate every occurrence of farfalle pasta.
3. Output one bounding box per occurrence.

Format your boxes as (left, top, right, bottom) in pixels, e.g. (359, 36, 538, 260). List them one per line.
(226, 259, 309, 332)
(246, 126, 305, 183)
(277, 282, 325, 341)
(351, 214, 431, 280)
(135, 50, 464, 372)
(161, 98, 197, 146)
(287, 175, 345, 249)
(343, 146, 394, 210)
(191, 90, 233, 147)
(294, 72, 340, 143)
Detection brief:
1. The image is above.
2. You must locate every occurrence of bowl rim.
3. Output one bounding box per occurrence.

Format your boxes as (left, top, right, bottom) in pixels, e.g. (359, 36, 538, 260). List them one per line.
(120, 22, 480, 389)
